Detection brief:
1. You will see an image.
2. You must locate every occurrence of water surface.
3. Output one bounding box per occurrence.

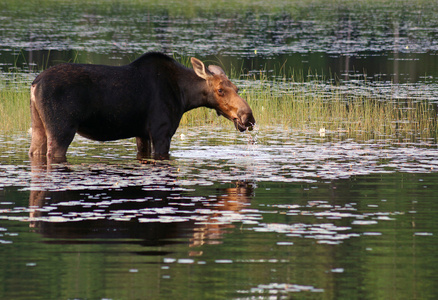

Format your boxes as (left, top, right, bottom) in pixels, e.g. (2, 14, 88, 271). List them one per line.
(1, 0, 438, 90)
(1, 127, 438, 299)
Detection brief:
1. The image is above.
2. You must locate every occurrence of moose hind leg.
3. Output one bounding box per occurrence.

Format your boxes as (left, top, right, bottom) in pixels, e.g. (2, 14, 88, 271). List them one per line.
(46, 127, 77, 161)
(29, 100, 47, 157)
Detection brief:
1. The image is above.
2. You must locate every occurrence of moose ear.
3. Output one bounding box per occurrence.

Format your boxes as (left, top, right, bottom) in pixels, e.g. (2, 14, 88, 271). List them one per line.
(191, 57, 211, 80)
(208, 65, 226, 77)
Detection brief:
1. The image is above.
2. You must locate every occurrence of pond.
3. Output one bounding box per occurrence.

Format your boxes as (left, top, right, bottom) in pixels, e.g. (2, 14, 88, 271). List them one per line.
(1, 0, 438, 299)
(1, 0, 438, 89)
(1, 127, 438, 299)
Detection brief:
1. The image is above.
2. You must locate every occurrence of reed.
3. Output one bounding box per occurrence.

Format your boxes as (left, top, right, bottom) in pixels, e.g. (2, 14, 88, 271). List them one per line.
(1, 68, 437, 142)
(249, 87, 437, 141)
(180, 72, 438, 142)
(0, 82, 30, 132)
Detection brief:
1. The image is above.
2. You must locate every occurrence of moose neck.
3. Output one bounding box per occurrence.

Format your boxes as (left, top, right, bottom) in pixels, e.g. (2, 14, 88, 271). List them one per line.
(178, 68, 211, 112)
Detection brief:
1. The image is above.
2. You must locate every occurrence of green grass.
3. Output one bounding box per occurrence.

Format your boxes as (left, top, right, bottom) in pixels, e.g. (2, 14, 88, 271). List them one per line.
(1, 69, 437, 142)
(0, 82, 30, 132)
(1, 0, 434, 18)
(178, 59, 437, 142)
(181, 84, 437, 142)
(180, 67, 438, 142)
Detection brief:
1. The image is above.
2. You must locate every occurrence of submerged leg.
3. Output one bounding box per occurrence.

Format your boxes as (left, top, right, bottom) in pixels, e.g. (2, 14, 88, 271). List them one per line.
(46, 128, 76, 162)
(136, 136, 170, 160)
(136, 136, 153, 159)
(151, 137, 171, 160)
(29, 100, 47, 157)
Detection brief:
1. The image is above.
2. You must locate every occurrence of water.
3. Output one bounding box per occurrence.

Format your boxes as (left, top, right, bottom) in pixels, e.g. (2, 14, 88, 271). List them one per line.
(1, 0, 438, 89)
(2, 0, 438, 298)
(1, 128, 438, 299)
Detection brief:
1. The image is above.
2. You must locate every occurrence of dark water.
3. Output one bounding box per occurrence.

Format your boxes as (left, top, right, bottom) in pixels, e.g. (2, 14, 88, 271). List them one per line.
(1, 0, 438, 88)
(1, 128, 438, 299)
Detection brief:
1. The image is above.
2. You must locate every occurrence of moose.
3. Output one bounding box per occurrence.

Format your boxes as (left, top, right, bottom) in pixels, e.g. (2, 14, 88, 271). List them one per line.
(28, 52, 255, 161)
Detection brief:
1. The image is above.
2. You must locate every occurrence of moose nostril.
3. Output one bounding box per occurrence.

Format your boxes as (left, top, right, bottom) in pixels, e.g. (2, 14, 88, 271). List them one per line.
(248, 113, 256, 125)
(240, 112, 255, 126)
(237, 102, 255, 126)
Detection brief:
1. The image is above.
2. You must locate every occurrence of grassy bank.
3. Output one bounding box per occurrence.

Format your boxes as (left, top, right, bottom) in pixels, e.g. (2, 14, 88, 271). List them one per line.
(1, 0, 435, 19)
(0, 82, 30, 132)
(1, 75, 437, 142)
(181, 87, 437, 142)
(186, 75, 438, 142)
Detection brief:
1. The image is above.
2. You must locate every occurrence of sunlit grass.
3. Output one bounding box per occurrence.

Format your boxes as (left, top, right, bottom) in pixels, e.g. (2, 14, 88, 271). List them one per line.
(0, 82, 30, 132)
(1, 0, 434, 19)
(181, 94, 437, 142)
(1, 69, 437, 143)
(181, 73, 438, 142)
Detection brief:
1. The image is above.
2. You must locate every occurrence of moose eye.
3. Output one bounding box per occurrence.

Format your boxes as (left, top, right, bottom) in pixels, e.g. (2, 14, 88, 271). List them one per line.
(217, 88, 224, 95)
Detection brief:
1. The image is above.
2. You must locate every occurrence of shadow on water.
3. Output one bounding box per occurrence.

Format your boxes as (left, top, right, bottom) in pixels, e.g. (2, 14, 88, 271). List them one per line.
(28, 177, 254, 248)
(24, 145, 254, 248)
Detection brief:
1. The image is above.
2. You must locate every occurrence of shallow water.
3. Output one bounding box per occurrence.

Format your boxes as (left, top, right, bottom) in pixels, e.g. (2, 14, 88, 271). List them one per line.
(1, 127, 438, 299)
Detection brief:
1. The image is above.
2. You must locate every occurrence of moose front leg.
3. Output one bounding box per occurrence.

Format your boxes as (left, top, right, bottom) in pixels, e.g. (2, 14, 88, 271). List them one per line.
(136, 136, 170, 160)
(136, 136, 153, 159)
(151, 137, 171, 160)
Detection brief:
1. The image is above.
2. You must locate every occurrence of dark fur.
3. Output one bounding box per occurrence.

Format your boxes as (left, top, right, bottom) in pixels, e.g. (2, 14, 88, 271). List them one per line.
(29, 52, 255, 161)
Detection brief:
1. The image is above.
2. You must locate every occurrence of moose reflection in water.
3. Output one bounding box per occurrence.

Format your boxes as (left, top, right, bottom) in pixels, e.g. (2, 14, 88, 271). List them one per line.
(28, 182, 254, 248)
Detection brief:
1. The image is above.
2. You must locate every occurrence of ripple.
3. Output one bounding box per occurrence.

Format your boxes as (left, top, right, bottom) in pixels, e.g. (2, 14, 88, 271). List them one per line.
(1, 128, 438, 191)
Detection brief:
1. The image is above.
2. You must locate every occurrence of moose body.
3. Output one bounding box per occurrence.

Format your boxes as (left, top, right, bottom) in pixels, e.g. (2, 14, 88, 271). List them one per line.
(29, 52, 255, 161)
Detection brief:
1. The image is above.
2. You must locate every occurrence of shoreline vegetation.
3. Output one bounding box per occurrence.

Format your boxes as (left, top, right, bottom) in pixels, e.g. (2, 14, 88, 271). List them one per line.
(1, 0, 435, 18)
(1, 0, 437, 143)
(181, 85, 438, 143)
(0, 81, 29, 133)
(1, 67, 437, 143)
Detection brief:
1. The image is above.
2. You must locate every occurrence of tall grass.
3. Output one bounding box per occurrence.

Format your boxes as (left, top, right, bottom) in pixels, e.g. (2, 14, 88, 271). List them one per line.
(242, 87, 437, 141)
(1, 68, 437, 142)
(0, 82, 30, 132)
(181, 71, 438, 142)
